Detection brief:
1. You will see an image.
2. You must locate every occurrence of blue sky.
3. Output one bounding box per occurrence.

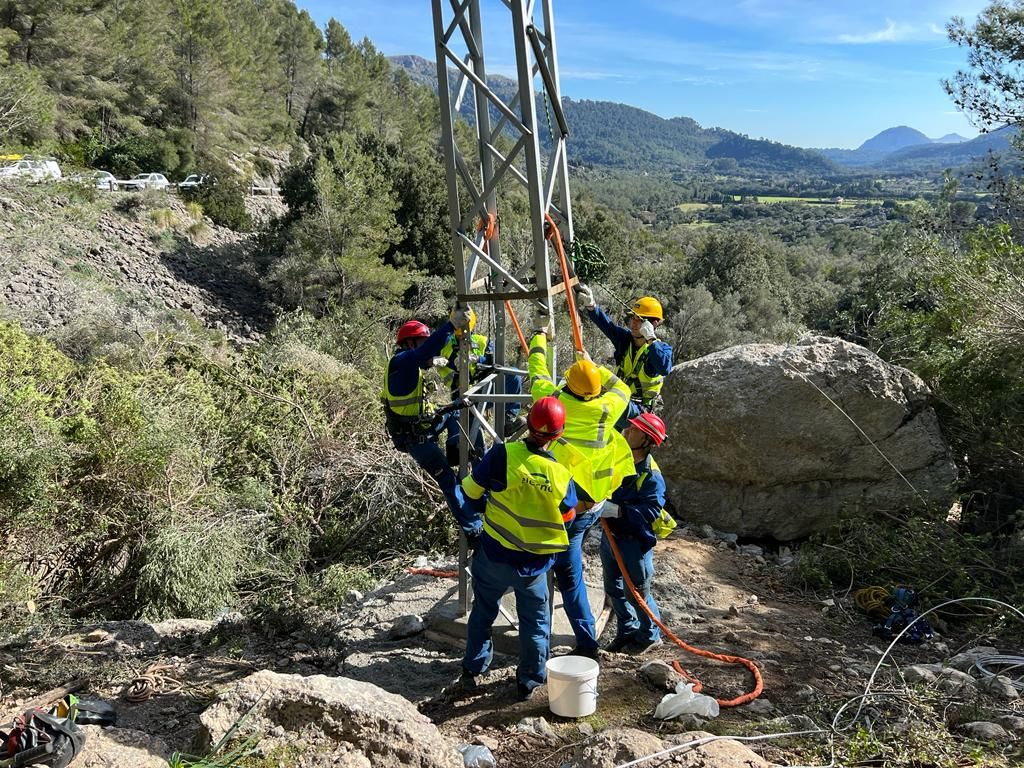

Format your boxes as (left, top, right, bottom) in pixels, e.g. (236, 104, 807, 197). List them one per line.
(298, 0, 991, 149)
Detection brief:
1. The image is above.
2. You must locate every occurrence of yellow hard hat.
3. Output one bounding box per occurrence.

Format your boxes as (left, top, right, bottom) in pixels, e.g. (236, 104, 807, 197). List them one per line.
(454, 308, 477, 338)
(564, 359, 601, 399)
(632, 296, 663, 321)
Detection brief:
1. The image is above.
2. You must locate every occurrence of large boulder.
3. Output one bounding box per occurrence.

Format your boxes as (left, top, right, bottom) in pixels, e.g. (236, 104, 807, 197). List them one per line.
(199, 670, 461, 768)
(660, 337, 956, 539)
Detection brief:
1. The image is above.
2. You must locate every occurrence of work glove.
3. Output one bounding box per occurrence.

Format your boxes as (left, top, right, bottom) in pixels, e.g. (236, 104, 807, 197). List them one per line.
(574, 349, 592, 363)
(638, 319, 657, 342)
(532, 312, 554, 338)
(574, 283, 596, 311)
(431, 356, 449, 368)
(450, 305, 473, 331)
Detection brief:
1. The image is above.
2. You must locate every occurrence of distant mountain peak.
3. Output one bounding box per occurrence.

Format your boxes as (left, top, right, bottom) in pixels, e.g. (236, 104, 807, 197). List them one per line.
(858, 126, 931, 153)
(932, 133, 970, 144)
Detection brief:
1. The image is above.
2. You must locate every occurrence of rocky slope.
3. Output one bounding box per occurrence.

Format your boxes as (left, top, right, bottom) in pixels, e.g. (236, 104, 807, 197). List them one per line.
(0, 185, 284, 345)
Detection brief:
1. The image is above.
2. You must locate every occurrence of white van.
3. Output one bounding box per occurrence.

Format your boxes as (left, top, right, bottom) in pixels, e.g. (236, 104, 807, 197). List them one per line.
(0, 156, 62, 182)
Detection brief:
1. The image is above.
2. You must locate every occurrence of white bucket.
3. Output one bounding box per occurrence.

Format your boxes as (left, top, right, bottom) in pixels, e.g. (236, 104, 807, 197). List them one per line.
(545, 655, 599, 717)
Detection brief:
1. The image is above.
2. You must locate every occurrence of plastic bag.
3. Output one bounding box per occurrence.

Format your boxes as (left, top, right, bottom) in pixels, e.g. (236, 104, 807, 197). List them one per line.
(653, 681, 720, 720)
(457, 743, 497, 768)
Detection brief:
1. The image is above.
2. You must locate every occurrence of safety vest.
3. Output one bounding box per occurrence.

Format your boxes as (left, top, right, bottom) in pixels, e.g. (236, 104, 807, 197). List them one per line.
(438, 333, 489, 389)
(552, 389, 634, 502)
(479, 442, 573, 555)
(383, 355, 425, 417)
(527, 333, 634, 501)
(619, 343, 665, 404)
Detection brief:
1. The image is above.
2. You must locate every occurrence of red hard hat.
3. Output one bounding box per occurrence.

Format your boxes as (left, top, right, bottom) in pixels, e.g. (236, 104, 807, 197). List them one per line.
(528, 397, 566, 440)
(627, 412, 667, 446)
(396, 320, 430, 345)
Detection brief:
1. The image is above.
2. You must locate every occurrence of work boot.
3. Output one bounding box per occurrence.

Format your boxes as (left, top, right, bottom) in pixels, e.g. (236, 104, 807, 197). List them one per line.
(569, 646, 600, 660)
(627, 637, 664, 655)
(516, 682, 537, 702)
(449, 670, 479, 698)
(604, 634, 637, 653)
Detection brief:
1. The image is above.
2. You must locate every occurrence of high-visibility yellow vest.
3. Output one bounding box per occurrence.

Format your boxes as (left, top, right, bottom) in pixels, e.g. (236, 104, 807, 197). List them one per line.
(527, 333, 634, 501)
(383, 357, 425, 417)
(438, 333, 489, 389)
(619, 343, 665, 404)
(464, 442, 573, 555)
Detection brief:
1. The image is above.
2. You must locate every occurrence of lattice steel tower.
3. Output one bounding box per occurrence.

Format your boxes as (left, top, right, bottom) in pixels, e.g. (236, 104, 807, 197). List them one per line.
(431, 0, 577, 612)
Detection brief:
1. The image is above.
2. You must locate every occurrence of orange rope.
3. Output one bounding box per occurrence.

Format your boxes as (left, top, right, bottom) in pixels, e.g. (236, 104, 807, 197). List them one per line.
(407, 568, 457, 578)
(599, 519, 764, 707)
(505, 300, 530, 356)
(477, 213, 529, 356)
(544, 214, 584, 354)
(477, 213, 498, 241)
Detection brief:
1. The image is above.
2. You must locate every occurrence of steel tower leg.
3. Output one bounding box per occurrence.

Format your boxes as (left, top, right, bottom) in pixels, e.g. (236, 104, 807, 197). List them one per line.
(432, 0, 576, 616)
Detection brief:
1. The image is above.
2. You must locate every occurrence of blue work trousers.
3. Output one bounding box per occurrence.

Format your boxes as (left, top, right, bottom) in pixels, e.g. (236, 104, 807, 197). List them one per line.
(600, 533, 661, 645)
(395, 436, 479, 537)
(552, 509, 600, 651)
(463, 544, 551, 692)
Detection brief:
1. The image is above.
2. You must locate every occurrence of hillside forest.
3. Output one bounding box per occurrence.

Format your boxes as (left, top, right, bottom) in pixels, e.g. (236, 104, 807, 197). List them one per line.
(0, 0, 1022, 653)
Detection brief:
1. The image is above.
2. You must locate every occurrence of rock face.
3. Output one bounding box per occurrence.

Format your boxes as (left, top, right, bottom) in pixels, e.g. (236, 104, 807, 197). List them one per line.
(199, 670, 461, 768)
(659, 337, 956, 539)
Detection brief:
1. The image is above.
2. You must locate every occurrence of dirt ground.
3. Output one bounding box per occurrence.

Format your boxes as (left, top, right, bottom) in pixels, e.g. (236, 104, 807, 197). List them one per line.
(0, 525, 1003, 766)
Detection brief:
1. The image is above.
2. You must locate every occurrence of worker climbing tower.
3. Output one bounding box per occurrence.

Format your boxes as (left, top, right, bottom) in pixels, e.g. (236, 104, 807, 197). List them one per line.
(431, 0, 579, 612)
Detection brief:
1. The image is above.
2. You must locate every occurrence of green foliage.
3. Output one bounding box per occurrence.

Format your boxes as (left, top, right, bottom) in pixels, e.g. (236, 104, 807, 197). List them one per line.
(149, 208, 177, 229)
(313, 563, 376, 609)
(136, 518, 245, 620)
(945, 1, 1024, 130)
(183, 167, 251, 231)
(266, 134, 410, 323)
(97, 132, 184, 179)
(792, 514, 1014, 606)
(0, 60, 56, 146)
(0, 321, 453, 621)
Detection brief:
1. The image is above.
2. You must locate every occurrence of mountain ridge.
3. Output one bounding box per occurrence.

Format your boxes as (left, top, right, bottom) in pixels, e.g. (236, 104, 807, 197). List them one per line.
(389, 55, 1006, 176)
(389, 55, 836, 175)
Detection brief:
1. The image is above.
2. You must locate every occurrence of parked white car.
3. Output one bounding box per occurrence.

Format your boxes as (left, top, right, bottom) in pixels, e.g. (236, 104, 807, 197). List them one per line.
(0, 157, 62, 182)
(123, 172, 170, 191)
(177, 173, 208, 191)
(69, 170, 118, 191)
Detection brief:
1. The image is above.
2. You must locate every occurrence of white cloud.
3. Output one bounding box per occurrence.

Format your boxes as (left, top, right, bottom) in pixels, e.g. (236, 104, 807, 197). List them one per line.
(837, 19, 931, 44)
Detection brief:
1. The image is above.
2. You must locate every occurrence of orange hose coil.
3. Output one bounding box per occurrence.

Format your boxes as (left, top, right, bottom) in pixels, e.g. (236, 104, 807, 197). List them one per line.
(600, 519, 764, 707)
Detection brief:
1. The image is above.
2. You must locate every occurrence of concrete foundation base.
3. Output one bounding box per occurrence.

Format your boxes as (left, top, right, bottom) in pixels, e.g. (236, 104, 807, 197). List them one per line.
(427, 574, 608, 656)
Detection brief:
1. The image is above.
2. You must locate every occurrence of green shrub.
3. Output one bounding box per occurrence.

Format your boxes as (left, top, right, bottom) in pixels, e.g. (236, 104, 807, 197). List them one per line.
(96, 131, 180, 179)
(149, 207, 177, 229)
(135, 517, 245, 619)
(314, 563, 376, 609)
(182, 169, 251, 231)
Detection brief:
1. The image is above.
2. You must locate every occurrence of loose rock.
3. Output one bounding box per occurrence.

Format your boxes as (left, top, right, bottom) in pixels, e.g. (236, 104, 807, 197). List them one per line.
(958, 721, 1012, 743)
(199, 670, 461, 768)
(388, 614, 425, 640)
(639, 660, 681, 691)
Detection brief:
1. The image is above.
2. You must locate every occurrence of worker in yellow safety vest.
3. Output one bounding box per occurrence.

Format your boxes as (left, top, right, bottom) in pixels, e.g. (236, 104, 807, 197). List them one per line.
(457, 397, 580, 701)
(381, 308, 481, 538)
(527, 315, 634, 657)
(574, 286, 673, 430)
